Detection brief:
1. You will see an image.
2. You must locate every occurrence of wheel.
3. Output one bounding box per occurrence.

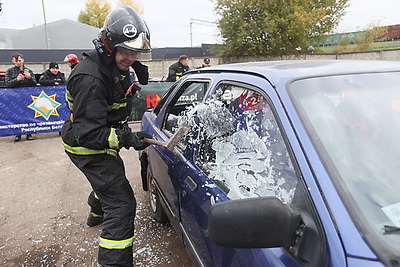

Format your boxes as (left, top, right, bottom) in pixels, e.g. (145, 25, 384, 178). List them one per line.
(147, 166, 169, 223)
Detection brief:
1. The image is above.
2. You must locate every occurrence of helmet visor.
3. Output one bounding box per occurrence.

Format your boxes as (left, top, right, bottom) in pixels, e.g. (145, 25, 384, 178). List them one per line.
(137, 52, 152, 61)
(121, 32, 151, 51)
(117, 32, 152, 61)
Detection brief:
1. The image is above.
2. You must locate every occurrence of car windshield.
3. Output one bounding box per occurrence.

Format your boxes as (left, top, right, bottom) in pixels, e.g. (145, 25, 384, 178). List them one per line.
(289, 72, 400, 253)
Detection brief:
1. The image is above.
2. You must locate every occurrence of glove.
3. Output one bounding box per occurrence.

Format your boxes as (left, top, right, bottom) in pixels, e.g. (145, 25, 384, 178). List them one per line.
(119, 130, 153, 150)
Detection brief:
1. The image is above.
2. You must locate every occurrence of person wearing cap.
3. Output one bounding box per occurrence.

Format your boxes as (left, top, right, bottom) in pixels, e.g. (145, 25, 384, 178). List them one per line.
(39, 62, 66, 86)
(63, 54, 79, 70)
(60, 6, 153, 266)
(197, 57, 211, 69)
(166, 55, 190, 81)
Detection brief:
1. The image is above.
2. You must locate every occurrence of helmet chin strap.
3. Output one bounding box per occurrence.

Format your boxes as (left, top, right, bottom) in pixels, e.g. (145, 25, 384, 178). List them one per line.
(93, 36, 113, 56)
(93, 39, 106, 55)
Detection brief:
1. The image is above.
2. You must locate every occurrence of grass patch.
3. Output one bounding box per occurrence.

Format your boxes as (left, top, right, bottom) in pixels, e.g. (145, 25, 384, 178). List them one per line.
(317, 40, 400, 54)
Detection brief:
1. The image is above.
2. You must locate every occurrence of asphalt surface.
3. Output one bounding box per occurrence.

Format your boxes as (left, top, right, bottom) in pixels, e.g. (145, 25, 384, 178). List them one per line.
(0, 123, 194, 266)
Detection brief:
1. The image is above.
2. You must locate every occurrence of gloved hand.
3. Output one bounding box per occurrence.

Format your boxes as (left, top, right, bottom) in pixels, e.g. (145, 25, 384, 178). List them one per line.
(119, 130, 153, 150)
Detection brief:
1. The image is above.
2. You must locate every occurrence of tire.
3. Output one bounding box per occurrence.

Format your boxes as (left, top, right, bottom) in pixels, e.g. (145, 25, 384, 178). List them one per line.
(147, 166, 169, 223)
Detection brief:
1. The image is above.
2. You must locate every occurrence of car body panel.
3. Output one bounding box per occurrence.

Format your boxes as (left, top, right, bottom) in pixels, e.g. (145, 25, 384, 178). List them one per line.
(140, 60, 400, 266)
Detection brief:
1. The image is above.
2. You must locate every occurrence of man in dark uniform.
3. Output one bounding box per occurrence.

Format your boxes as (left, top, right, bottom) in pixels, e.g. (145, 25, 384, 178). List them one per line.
(197, 57, 211, 69)
(61, 6, 153, 266)
(166, 54, 190, 81)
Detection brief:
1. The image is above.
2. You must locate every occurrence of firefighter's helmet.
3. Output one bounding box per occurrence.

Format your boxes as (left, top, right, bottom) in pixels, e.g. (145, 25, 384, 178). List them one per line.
(96, 6, 151, 56)
(63, 54, 79, 64)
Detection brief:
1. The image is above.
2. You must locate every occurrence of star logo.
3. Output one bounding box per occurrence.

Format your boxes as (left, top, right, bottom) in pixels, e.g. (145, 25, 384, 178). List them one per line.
(28, 91, 62, 120)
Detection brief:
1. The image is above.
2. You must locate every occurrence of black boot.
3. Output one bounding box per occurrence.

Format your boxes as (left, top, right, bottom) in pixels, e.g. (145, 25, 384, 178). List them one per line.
(87, 212, 103, 227)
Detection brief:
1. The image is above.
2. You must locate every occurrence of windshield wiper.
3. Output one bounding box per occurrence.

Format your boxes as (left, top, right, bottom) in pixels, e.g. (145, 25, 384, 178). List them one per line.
(383, 225, 400, 233)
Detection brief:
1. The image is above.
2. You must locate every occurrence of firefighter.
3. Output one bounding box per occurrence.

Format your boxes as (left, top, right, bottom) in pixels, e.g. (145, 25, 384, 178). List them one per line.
(61, 6, 153, 266)
(63, 53, 79, 70)
(166, 54, 190, 81)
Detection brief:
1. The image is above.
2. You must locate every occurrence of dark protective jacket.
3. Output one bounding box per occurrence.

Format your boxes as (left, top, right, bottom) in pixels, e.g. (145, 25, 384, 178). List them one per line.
(61, 50, 139, 155)
(5, 65, 37, 88)
(70, 62, 78, 70)
(39, 69, 66, 86)
(166, 61, 190, 82)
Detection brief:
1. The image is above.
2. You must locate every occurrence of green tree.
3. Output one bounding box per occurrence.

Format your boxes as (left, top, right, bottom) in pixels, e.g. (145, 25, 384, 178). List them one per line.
(78, 0, 112, 28)
(214, 0, 349, 58)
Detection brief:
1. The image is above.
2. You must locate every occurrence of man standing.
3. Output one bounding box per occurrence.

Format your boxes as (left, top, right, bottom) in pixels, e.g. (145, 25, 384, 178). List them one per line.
(39, 62, 66, 86)
(61, 6, 152, 266)
(166, 54, 190, 81)
(5, 52, 37, 141)
(5, 52, 37, 88)
(197, 57, 211, 69)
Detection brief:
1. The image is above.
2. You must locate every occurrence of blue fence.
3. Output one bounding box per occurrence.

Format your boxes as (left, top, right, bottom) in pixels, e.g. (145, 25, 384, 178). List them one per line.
(0, 85, 70, 137)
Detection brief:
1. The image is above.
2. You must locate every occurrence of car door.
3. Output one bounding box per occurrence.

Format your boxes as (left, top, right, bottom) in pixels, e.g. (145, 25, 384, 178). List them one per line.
(176, 73, 329, 266)
(147, 79, 209, 227)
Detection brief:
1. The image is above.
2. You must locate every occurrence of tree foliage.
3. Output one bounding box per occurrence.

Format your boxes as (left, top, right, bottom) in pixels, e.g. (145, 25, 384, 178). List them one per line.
(214, 0, 349, 57)
(78, 0, 112, 28)
(355, 25, 388, 51)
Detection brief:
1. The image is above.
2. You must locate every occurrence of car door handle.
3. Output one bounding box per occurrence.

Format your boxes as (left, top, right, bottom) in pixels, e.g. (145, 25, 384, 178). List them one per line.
(184, 176, 198, 192)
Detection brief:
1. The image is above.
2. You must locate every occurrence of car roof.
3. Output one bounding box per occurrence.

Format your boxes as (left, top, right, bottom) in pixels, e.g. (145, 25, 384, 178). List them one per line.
(190, 60, 400, 85)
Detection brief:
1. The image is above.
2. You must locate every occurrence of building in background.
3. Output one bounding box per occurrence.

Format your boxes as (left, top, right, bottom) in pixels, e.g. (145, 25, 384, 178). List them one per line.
(0, 19, 216, 63)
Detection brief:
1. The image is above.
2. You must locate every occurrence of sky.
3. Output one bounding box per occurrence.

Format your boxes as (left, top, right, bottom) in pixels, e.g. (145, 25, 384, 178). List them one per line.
(0, 0, 399, 48)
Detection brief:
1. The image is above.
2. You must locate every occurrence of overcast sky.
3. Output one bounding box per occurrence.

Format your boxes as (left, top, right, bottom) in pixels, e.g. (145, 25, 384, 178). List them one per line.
(0, 0, 399, 48)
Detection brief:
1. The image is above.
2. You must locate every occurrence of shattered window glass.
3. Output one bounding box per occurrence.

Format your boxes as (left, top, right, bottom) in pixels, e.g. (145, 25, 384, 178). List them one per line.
(162, 81, 208, 137)
(183, 83, 297, 204)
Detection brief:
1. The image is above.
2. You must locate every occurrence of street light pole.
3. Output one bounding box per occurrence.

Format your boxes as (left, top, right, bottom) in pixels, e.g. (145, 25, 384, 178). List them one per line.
(41, 0, 50, 49)
(190, 18, 218, 47)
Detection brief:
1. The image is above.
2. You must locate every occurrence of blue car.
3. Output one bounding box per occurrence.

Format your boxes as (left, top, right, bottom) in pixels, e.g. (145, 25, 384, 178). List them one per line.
(139, 60, 400, 266)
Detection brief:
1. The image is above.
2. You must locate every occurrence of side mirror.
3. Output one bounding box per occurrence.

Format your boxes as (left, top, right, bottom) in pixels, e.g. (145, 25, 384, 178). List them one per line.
(208, 197, 301, 248)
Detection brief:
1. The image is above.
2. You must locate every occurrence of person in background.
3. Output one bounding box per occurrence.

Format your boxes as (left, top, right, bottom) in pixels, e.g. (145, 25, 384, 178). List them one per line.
(5, 52, 37, 142)
(5, 52, 37, 88)
(61, 6, 153, 266)
(39, 62, 66, 86)
(166, 54, 190, 81)
(197, 57, 211, 69)
(64, 54, 79, 70)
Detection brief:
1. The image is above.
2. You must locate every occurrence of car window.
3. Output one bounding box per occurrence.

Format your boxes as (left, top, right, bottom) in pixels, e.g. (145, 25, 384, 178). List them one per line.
(161, 80, 208, 138)
(153, 83, 177, 116)
(185, 82, 298, 204)
(289, 72, 400, 253)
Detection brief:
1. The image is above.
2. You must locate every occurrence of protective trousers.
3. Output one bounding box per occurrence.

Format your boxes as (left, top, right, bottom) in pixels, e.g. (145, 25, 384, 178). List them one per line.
(88, 191, 103, 219)
(67, 152, 136, 266)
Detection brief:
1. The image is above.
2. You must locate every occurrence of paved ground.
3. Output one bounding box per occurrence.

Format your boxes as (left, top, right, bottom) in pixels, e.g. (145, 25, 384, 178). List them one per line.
(0, 123, 194, 266)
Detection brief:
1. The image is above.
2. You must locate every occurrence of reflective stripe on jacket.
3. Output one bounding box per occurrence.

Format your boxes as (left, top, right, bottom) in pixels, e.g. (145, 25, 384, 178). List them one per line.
(63, 142, 118, 157)
(61, 49, 134, 152)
